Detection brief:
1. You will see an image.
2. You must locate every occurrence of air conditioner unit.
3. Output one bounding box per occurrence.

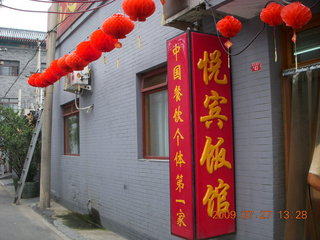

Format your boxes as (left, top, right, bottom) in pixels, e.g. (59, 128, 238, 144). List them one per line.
(64, 66, 91, 93)
(163, 0, 207, 30)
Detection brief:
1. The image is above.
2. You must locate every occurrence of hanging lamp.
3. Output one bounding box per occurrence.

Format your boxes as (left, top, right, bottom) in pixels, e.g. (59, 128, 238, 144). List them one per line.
(102, 13, 135, 39)
(216, 15, 242, 68)
(75, 41, 102, 62)
(49, 59, 68, 78)
(57, 55, 74, 73)
(65, 52, 89, 71)
(281, 2, 312, 69)
(90, 29, 122, 52)
(260, 2, 284, 62)
(122, 0, 156, 22)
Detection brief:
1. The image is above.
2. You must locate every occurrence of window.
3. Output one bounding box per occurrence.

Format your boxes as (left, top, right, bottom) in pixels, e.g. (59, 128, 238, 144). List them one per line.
(62, 101, 79, 155)
(282, 14, 320, 68)
(0, 60, 19, 76)
(141, 67, 169, 159)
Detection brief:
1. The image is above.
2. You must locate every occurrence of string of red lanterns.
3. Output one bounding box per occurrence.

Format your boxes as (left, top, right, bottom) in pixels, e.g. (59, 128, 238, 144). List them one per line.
(28, 0, 156, 88)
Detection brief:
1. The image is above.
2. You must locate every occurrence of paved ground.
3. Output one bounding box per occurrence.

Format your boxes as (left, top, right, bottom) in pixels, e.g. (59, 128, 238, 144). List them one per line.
(0, 177, 127, 240)
(0, 184, 67, 240)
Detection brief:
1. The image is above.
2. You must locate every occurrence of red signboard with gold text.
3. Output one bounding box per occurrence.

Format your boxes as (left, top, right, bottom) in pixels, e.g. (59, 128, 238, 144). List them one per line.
(57, 1, 93, 38)
(168, 32, 195, 240)
(168, 32, 235, 239)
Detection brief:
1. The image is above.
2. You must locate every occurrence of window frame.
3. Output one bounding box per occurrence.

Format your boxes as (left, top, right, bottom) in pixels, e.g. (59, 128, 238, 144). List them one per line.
(141, 67, 169, 160)
(0, 60, 20, 76)
(62, 100, 80, 156)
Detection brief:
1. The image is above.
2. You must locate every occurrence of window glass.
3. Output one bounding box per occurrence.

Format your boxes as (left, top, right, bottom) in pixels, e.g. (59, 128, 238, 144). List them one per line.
(296, 27, 320, 63)
(141, 67, 169, 159)
(62, 101, 79, 155)
(65, 115, 79, 155)
(145, 89, 169, 157)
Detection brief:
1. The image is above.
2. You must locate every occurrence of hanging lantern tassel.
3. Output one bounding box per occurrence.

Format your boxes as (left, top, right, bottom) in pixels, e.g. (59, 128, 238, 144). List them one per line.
(281, 2, 312, 71)
(103, 53, 107, 64)
(224, 40, 233, 68)
(160, 0, 166, 25)
(273, 28, 278, 62)
(292, 31, 298, 70)
(137, 22, 141, 48)
(116, 57, 120, 68)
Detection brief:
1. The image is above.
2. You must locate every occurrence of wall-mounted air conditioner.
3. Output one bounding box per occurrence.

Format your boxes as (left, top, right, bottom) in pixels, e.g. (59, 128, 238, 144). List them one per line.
(64, 66, 91, 93)
(163, 0, 207, 30)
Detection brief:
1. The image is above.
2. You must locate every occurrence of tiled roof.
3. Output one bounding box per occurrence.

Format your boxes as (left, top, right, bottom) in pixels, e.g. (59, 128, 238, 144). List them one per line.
(0, 27, 46, 43)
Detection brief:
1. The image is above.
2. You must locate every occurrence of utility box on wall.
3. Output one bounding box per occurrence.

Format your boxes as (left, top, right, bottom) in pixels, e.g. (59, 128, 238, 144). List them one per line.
(64, 66, 91, 93)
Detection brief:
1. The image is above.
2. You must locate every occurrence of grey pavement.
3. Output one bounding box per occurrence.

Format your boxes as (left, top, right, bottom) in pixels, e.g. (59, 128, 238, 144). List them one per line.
(0, 183, 67, 240)
(0, 178, 127, 240)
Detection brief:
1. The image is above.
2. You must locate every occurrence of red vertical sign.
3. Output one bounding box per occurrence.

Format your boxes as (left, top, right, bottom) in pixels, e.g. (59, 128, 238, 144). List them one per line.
(57, 2, 93, 39)
(168, 33, 195, 240)
(168, 32, 235, 239)
(191, 32, 235, 239)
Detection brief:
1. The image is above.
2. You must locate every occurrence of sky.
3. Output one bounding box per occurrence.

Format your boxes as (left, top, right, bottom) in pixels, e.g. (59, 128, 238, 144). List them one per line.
(0, 0, 49, 32)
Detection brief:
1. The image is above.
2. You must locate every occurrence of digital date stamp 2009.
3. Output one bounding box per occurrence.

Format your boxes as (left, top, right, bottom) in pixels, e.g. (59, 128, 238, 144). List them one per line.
(212, 210, 308, 220)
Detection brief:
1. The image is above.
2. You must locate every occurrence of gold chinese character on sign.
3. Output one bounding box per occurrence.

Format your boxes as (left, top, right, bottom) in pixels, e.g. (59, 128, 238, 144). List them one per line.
(173, 85, 183, 102)
(176, 209, 187, 227)
(174, 150, 186, 167)
(173, 128, 184, 147)
(173, 65, 182, 80)
(197, 50, 227, 85)
(172, 44, 181, 61)
(200, 90, 228, 129)
(202, 179, 230, 217)
(173, 106, 184, 123)
(200, 136, 231, 174)
(176, 199, 186, 204)
(176, 174, 184, 192)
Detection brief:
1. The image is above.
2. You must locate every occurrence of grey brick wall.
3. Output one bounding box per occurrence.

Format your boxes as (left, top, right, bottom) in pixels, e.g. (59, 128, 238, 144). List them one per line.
(0, 44, 46, 110)
(51, 4, 284, 240)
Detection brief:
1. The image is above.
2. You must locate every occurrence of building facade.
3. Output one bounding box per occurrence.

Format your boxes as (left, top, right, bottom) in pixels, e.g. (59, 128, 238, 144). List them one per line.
(50, 1, 320, 240)
(0, 27, 46, 112)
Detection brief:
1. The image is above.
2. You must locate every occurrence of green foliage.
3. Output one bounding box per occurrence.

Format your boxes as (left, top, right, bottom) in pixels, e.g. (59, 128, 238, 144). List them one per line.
(0, 105, 41, 182)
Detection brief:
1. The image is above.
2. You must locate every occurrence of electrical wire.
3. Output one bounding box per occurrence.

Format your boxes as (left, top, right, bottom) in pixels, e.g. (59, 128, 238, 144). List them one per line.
(30, 0, 109, 3)
(203, 0, 266, 56)
(75, 92, 94, 112)
(0, 0, 115, 14)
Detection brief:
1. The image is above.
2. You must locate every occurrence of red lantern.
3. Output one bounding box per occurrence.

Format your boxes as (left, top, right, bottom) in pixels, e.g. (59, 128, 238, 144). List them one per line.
(216, 16, 242, 38)
(49, 59, 68, 78)
(35, 73, 50, 88)
(42, 68, 59, 84)
(28, 73, 40, 87)
(90, 29, 121, 52)
(281, 2, 312, 30)
(75, 41, 102, 62)
(102, 13, 135, 39)
(122, 0, 156, 22)
(260, 2, 284, 26)
(65, 52, 89, 71)
(57, 55, 74, 73)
